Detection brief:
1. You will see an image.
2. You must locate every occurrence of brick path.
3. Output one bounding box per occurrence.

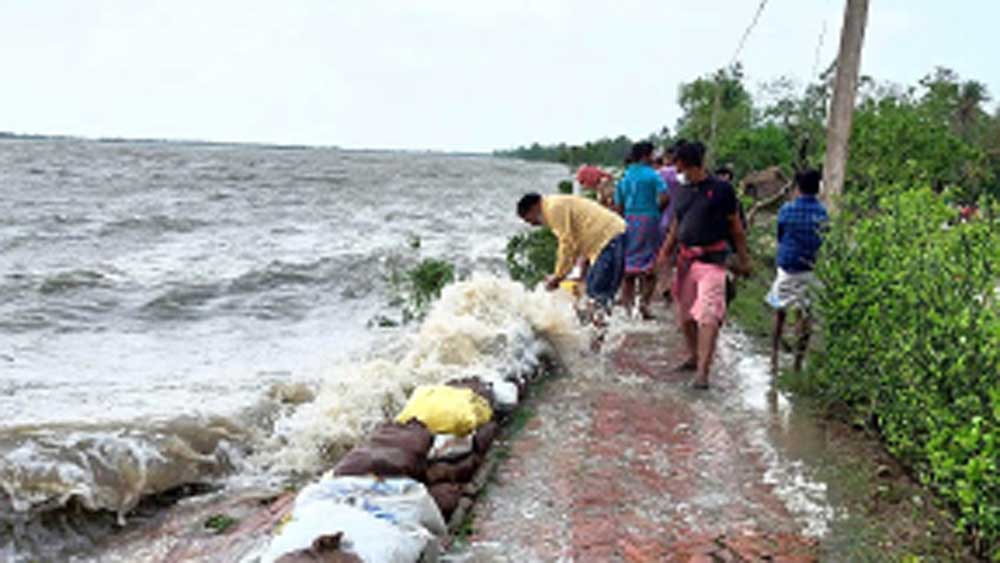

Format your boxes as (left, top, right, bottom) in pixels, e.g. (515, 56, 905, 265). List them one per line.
(452, 324, 823, 562)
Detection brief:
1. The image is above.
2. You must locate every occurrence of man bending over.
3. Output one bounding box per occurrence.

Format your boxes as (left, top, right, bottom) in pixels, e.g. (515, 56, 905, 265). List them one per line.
(517, 193, 627, 313)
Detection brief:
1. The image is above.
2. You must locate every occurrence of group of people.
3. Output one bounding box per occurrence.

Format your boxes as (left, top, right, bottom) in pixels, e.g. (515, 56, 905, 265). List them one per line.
(517, 140, 828, 388)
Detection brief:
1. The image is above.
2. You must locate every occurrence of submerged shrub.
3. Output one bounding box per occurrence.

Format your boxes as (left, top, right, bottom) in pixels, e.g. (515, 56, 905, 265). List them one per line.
(505, 228, 557, 289)
(808, 188, 1000, 556)
(382, 255, 456, 324)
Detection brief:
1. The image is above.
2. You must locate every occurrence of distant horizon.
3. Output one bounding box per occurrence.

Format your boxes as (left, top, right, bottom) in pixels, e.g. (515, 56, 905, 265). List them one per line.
(0, 129, 511, 155)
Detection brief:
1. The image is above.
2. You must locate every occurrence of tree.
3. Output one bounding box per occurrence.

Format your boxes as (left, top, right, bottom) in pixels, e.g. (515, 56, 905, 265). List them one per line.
(675, 64, 753, 152)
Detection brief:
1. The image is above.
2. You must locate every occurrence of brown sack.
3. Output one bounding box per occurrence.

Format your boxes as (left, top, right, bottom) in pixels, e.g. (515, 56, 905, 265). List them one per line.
(368, 420, 433, 457)
(428, 483, 464, 521)
(473, 421, 499, 455)
(275, 533, 363, 563)
(426, 454, 480, 485)
(333, 445, 425, 481)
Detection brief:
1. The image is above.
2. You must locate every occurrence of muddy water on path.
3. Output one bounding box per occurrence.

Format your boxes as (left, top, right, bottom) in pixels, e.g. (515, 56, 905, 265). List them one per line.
(454, 317, 964, 562)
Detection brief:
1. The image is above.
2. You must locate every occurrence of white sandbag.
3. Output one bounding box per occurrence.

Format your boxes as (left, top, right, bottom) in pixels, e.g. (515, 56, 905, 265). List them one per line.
(428, 434, 474, 462)
(297, 476, 447, 537)
(262, 502, 431, 563)
(477, 375, 518, 411)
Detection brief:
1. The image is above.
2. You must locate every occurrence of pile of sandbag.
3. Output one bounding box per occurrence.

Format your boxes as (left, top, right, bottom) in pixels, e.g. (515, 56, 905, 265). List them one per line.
(262, 364, 549, 563)
(262, 476, 444, 563)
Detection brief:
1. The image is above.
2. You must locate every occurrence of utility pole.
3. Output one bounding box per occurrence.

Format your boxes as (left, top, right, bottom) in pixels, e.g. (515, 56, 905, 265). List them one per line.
(822, 0, 869, 210)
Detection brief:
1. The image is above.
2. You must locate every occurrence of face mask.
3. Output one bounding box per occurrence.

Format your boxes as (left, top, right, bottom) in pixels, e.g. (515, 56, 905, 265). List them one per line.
(676, 172, 687, 185)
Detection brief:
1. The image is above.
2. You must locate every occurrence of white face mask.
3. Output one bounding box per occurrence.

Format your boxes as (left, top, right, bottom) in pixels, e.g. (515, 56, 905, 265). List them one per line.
(676, 172, 688, 185)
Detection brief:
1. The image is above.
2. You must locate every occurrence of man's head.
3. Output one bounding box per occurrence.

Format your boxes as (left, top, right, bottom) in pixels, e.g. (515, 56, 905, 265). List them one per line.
(629, 141, 656, 165)
(674, 141, 707, 182)
(715, 166, 734, 183)
(795, 169, 821, 196)
(517, 192, 544, 225)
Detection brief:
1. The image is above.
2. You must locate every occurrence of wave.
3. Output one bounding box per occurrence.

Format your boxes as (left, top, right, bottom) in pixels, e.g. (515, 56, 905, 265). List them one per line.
(0, 417, 245, 524)
(37, 269, 111, 295)
(253, 275, 585, 473)
(0, 275, 586, 560)
(138, 254, 385, 321)
(98, 215, 211, 237)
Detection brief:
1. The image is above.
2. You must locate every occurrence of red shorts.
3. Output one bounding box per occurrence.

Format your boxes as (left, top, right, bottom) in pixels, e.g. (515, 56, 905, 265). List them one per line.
(673, 261, 728, 326)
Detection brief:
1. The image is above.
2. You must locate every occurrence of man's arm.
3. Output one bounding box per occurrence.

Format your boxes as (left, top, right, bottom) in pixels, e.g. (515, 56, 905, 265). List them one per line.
(728, 213, 752, 276)
(658, 192, 670, 211)
(656, 221, 678, 267)
(655, 173, 669, 211)
(545, 202, 576, 289)
(613, 179, 626, 216)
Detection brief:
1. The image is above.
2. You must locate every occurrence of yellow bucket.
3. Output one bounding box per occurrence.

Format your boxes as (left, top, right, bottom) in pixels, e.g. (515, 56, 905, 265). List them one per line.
(560, 280, 583, 298)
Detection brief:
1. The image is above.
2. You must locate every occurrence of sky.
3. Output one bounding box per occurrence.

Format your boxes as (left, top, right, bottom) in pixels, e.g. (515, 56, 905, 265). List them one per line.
(1, 0, 997, 151)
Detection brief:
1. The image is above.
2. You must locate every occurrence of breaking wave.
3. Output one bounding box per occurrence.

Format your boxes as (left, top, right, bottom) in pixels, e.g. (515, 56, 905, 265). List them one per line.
(0, 275, 586, 559)
(255, 275, 586, 473)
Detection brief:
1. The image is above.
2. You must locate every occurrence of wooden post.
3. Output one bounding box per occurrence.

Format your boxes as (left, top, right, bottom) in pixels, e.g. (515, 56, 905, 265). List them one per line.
(822, 0, 870, 210)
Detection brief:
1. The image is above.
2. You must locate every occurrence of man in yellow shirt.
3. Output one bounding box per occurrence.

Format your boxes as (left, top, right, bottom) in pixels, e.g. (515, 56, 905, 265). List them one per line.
(517, 193, 627, 309)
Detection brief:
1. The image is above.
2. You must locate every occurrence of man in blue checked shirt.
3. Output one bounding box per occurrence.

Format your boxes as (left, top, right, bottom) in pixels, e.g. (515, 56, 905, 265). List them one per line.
(766, 169, 828, 373)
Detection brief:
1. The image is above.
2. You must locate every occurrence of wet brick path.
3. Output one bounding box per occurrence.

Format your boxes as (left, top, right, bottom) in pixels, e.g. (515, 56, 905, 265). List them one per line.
(452, 326, 820, 562)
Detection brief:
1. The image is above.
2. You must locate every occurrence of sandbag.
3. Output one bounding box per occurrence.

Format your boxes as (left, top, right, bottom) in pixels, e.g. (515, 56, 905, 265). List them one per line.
(296, 476, 446, 537)
(486, 379, 519, 411)
(428, 483, 463, 521)
(368, 420, 434, 458)
(446, 377, 495, 408)
(428, 434, 474, 462)
(473, 421, 499, 455)
(396, 386, 492, 437)
(426, 454, 480, 485)
(262, 503, 433, 563)
(333, 445, 425, 481)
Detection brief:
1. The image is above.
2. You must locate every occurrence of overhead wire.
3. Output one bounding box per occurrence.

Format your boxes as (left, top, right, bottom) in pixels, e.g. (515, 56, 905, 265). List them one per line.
(709, 0, 770, 163)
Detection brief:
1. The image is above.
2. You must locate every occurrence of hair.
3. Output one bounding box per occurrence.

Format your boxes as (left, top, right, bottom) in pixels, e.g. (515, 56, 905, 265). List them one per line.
(517, 192, 543, 217)
(715, 166, 733, 179)
(653, 156, 664, 167)
(629, 141, 655, 163)
(674, 141, 706, 168)
(666, 138, 687, 157)
(795, 169, 821, 195)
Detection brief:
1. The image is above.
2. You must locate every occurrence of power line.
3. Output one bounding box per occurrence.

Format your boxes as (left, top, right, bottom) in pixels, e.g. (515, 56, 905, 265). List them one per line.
(812, 0, 832, 79)
(729, 0, 770, 67)
(709, 0, 770, 164)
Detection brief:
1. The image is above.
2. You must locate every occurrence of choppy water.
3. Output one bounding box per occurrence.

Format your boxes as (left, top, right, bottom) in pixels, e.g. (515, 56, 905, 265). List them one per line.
(0, 138, 570, 560)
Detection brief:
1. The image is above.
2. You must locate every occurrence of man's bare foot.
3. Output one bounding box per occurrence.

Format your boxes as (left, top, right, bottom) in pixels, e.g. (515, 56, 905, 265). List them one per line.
(674, 358, 697, 372)
(692, 377, 710, 390)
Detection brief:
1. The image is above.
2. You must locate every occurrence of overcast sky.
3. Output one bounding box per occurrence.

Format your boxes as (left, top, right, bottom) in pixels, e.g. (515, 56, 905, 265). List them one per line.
(2, 0, 997, 151)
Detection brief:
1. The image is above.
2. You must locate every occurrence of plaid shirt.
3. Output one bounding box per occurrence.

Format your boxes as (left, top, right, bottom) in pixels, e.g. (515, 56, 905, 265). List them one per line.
(776, 195, 828, 273)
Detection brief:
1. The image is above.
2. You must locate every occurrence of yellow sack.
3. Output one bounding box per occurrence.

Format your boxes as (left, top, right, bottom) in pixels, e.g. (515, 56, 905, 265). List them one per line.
(396, 385, 492, 437)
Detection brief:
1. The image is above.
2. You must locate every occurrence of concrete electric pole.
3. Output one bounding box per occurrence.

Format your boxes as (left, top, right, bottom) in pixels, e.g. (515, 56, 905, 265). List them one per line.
(822, 0, 870, 210)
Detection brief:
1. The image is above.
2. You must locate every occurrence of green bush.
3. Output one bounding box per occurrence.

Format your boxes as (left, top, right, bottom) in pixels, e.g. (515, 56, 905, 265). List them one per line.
(505, 228, 557, 289)
(808, 189, 1000, 556)
(557, 179, 574, 194)
(384, 256, 455, 323)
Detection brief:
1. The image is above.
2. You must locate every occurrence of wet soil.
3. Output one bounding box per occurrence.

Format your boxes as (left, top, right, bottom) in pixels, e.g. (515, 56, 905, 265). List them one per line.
(448, 318, 970, 562)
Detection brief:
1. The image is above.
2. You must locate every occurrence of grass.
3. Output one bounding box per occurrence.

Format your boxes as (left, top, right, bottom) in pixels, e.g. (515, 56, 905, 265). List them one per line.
(728, 212, 778, 340)
(204, 513, 238, 534)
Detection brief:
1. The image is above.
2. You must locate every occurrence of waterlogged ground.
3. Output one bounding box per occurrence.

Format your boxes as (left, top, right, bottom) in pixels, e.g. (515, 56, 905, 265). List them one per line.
(451, 316, 969, 562)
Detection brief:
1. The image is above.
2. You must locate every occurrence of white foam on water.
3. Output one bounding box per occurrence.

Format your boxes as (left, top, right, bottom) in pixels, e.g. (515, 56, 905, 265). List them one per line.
(253, 274, 587, 474)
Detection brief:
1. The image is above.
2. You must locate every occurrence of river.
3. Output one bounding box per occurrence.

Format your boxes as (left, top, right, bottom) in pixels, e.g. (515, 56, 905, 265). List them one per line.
(0, 138, 568, 560)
